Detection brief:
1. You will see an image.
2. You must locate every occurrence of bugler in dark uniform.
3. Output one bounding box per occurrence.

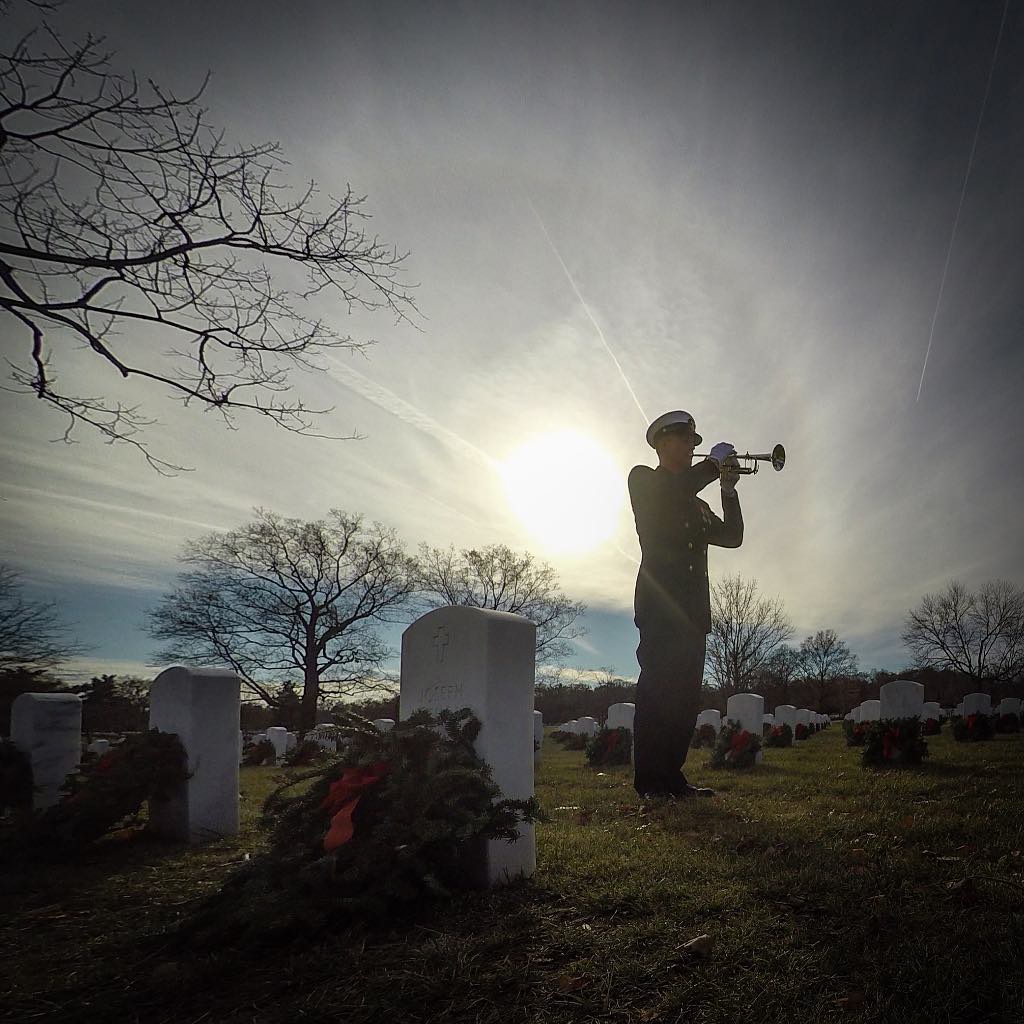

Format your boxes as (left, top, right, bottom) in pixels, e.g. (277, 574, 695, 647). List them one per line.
(628, 410, 743, 798)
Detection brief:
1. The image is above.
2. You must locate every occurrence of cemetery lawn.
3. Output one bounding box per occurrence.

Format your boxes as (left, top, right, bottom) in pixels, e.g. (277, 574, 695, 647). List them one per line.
(3, 729, 1024, 1024)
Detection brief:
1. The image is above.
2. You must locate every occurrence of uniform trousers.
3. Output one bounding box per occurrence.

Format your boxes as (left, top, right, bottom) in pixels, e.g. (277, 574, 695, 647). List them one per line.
(633, 623, 707, 796)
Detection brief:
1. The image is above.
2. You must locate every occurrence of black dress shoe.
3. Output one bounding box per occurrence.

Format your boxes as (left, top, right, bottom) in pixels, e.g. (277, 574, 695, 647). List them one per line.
(678, 783, 715, 798)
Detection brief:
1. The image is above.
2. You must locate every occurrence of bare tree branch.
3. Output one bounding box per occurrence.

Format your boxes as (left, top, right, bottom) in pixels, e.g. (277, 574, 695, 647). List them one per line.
(148, 508, 417, 729)
(902, 579, 1024, 687)
(415, 543, 587, 665)
(1, 8, 417, 471)
(706, 573, 794, 696)
(798, 629, 859, 710)
(0, 563, 88, 668)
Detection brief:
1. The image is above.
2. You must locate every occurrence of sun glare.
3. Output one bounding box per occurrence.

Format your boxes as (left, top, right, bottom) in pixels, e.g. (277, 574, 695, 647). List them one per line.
(501, 430, 625, 555)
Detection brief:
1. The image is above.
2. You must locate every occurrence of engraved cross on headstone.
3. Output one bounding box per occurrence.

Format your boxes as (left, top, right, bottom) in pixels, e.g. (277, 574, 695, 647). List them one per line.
(432, 626, 450, 662)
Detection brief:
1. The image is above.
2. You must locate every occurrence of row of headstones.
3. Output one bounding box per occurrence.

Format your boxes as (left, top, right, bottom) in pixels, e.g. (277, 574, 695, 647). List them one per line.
(699, 701, 829, 738)
(842, 684, 1023, 724)
(8, 605, 541, 886)
(244, 719, 398, 762)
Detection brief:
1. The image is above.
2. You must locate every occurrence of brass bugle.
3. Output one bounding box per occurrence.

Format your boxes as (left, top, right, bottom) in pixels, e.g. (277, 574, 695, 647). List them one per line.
(695, 443, 786, 475)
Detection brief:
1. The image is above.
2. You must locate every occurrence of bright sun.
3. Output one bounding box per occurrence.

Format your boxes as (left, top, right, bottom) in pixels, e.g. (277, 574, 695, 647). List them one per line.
(501, 430, 625, 555)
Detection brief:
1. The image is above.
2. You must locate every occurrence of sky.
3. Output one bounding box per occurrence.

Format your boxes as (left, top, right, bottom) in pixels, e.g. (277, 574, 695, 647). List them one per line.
(2, 0, 1022, 687)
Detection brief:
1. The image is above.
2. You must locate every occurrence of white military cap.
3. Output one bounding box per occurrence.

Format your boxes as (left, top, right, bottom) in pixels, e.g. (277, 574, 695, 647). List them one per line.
(645, 410, 702, 449)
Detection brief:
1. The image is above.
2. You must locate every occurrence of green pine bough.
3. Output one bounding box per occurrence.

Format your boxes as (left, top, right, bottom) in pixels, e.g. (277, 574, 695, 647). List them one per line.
(861, 717, 929, 768)
(0, 729, 188, 862)
(763, 723, 793, 748)
(952, 713, 996, 742)
(172, 708, 544, 948)
(708, 721, 762, 769)
(585, 727, 632, 767)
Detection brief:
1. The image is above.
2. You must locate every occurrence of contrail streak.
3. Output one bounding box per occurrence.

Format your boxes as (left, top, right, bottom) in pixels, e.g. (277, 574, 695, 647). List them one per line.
(917, 0, 1010, 402)
(327, 357, 499, 471)
(522, 191, 649, 426)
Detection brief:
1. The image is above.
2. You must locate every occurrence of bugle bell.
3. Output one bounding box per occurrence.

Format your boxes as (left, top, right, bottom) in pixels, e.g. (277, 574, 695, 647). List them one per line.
(694, 443, 786, 475)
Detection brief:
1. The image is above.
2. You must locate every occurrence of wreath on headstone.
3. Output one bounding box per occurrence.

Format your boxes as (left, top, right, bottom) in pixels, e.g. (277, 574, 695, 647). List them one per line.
(0, 729, 188, 862)
(923, 717, 942, 736)
(585, 727, 631, 766)
(763, 723, 793, 748)
(995, 713, 1021, 734)
(952, 713, 995, 742)
(689, 723, 717, 749)
(861, 718, 929, 768)
(708, 721, 761, 769)
(843, 720, 867, 746)
(794, 722, 810, 742)
(0, 739, 34, 817)
(282, 738, 322, 766)
(552, 730, 587, 750)
(171, 708, 542, 948)
(241, 738, 276, 766)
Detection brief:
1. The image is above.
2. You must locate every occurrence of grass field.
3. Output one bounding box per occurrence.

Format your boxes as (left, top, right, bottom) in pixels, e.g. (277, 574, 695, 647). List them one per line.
(3, 727, 1023, 1024)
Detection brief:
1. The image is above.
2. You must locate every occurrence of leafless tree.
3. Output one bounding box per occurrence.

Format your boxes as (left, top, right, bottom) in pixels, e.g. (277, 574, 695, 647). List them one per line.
(706, 574, 794, 696)
(1, 5, 415, 472)
(902, 579, 1024, 688)
(751, 644, 803, 706)
(148, 508, 417, 731)
(416, 543, 586, 665)
(0, 564, 85, 668)
(799, 629, 859, 711)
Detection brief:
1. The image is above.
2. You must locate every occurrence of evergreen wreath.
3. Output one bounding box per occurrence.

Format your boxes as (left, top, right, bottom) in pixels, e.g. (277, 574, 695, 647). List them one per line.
(241, 738, 276, 766)
(172, 708, 542, 947)
(585, 727, 631, 767)
(995, 713, 1021, 734)
(283, 738, 323, 766)
(923, 717, 942, 736)
(689, 723, 717, 749)
(0, 739, 34, 816)
(794, 723, 810, 742)
(952, 713, 995, 742)
(862, 717, 929, 768)
(0, 729, 188, 862)
(764, 723, 793, 748)
(708, 721, 761, 769)
(552, 730, 587, 750)
(843, 720, 868, 746)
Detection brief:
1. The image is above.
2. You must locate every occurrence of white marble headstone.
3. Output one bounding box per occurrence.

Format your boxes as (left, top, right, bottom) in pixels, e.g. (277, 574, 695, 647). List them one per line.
(997, 697, 1021, 717)
(87, 738, 110, 756)
(11, 693, 82, 810)
(858, 700, 880, 722)
(266, 726, 288, 764)
(880, 680, 925, 721)
(400, 606, 537, 886)
(922, 701, 942, 722)
(606, 702, 635, 733)
(962, 693, 991, 717)
(794, 707, 812, 740)
(773, 705, 797, 733)
(575, 716, 598, 738)
(695, 709, 722, 732)
(148, 667, 240, 842)
(726, 693, 764, 736)
(372, 718, 396, 733)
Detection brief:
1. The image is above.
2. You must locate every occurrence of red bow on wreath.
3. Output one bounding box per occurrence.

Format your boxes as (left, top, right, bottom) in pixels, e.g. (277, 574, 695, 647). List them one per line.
(730, 730, 751, 755)
(882, 727, 901, 761)
(321, 761, 390, 851)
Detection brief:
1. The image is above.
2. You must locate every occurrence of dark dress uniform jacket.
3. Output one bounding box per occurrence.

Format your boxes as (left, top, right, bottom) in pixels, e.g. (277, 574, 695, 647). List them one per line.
(628, 460, 744, 635)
